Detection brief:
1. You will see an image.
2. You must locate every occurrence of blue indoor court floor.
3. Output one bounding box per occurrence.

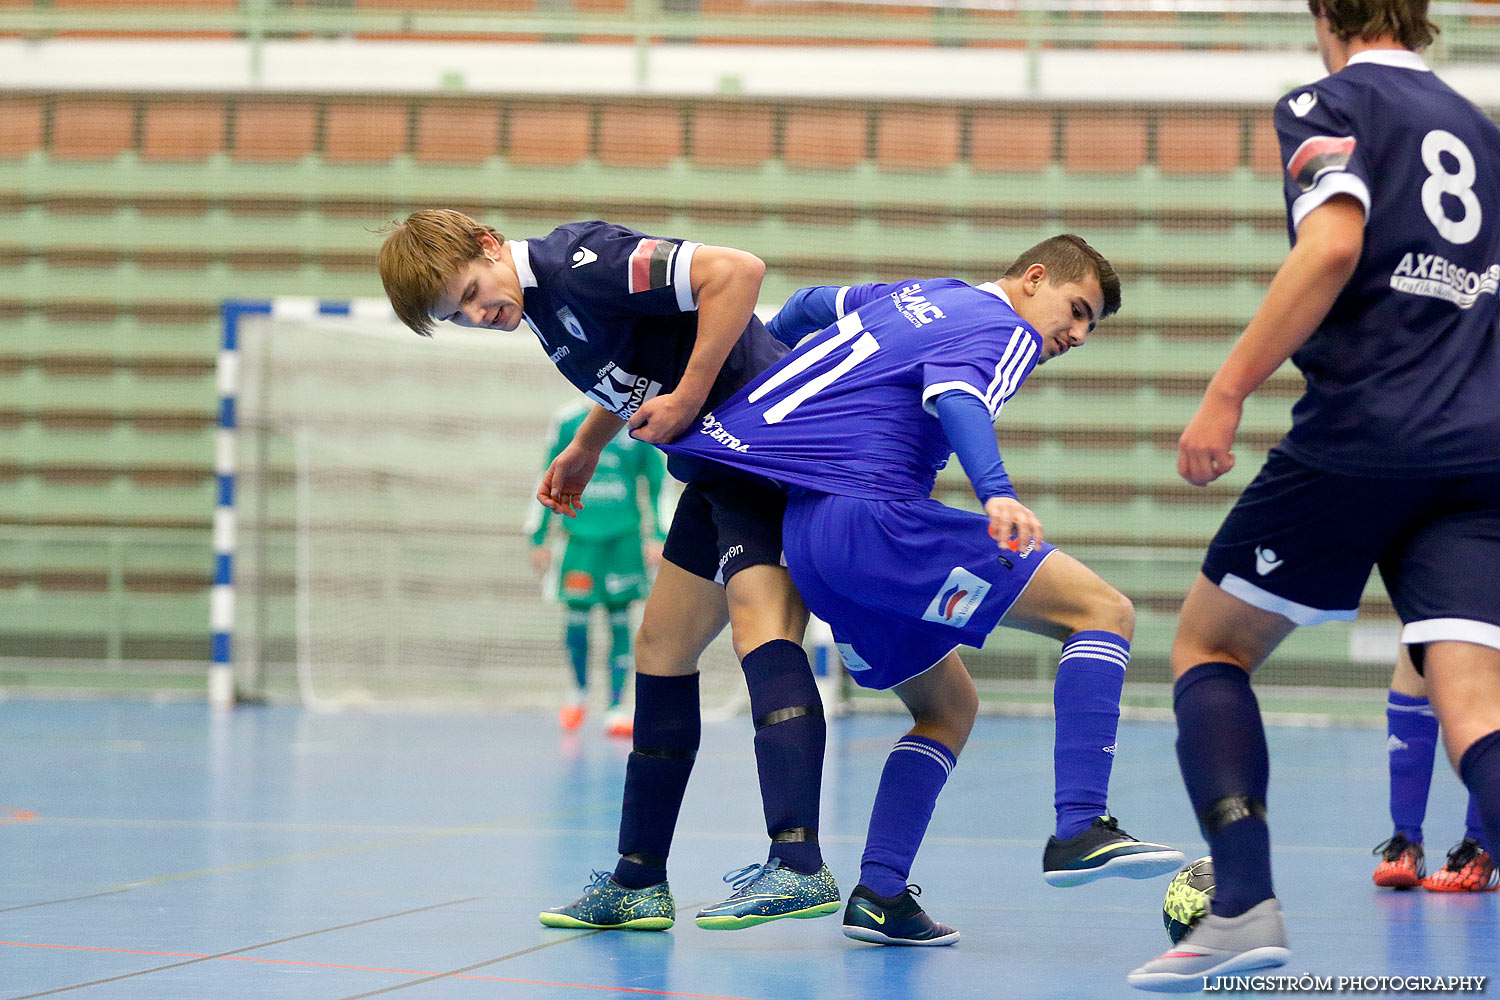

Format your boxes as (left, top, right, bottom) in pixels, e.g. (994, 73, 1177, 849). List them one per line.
(1, 698, 1495, 1000)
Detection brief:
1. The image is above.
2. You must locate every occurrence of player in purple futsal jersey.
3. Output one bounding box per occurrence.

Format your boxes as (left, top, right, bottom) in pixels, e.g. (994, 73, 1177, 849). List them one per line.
(1131, 0, 1500, 989)
(663, 235, 1184, 945)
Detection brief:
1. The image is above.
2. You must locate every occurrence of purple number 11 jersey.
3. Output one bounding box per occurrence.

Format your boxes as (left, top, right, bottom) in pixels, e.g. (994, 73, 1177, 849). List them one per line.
(661, 278, 1041, 499)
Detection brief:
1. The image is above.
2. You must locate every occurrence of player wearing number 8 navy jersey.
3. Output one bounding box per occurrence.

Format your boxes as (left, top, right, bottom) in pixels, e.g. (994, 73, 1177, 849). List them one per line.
(1131, 1, 1500, 990)
(664, 235, 1186, 945)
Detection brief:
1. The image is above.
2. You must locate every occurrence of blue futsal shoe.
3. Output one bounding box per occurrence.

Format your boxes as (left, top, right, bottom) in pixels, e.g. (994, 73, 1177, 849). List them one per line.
(1043, 815, 1185, 887)
(695, 858, 841, 929)
(842, 883, 959, 946)
(539, 870, 675, 930)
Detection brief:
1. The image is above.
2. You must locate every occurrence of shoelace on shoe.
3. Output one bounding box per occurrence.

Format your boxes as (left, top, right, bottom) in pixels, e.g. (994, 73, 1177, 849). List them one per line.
(1443, 839, 1485, 872)
(1373, 835, 1414, 862)
(905, 884, 924, 898)
(583, 869, 613, 891)
(722, 864, 767, 891)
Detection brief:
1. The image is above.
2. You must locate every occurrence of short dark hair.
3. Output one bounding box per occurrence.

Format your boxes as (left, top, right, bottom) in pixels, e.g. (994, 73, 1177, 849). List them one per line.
(1003, 234, 1122, 320)
(1307, 0, 1437, 50)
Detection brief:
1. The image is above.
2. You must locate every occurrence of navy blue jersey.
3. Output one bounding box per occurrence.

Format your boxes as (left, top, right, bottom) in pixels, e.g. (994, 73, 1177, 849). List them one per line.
(513, 220, 786, 420)
(1273, 50, 1500, 475)
(660, 278, 1041, 500)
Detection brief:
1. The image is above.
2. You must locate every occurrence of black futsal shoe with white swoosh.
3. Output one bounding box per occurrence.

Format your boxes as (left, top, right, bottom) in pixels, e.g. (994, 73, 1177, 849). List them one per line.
(841, 883, 959, 946)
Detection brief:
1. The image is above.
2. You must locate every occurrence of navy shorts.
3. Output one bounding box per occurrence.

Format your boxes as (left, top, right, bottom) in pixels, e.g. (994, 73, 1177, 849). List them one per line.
(660, 469, 787, 585)
(783, 492, 1055, 690)
(1203, 448, 1500, 654)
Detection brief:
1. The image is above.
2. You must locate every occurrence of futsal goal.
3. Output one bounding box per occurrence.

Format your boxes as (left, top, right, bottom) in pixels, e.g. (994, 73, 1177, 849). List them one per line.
(217, 299, 748, 713)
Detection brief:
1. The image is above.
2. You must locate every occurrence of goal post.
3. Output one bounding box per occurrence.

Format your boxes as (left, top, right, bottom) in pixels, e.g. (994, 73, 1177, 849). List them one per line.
(215, 298, 750, 712)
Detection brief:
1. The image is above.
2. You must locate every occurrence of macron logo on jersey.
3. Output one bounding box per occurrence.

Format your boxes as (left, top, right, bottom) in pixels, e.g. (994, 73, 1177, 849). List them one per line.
(922, 567, 991, 628)
(1288, 92, 1317, 118)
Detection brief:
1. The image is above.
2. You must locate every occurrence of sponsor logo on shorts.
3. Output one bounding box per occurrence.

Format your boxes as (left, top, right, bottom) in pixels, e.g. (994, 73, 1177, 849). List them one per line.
(836, 642, 872, 673)
(1254, 545, 1283, 576)
(922, 567, 991, 628)
(570, 246, 598, 269)
(563, 570, 594, 595)
(605, 573, 644, 594)
(718, 544, 745, 573)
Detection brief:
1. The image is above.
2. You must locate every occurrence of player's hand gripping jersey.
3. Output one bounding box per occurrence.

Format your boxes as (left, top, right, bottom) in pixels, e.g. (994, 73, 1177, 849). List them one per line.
(513, 220, 785, 423)
(1274, 51, 1500, 475)
(660, 279, 1041, 498)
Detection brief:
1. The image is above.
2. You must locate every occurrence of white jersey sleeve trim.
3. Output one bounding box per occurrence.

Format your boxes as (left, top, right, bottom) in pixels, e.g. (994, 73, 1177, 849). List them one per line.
(673, 241, 701, 312)
(985, 329, 1039, 417)
(1402, 618, 1500, 653)
(835, 285, 851, 318)
(921, 381, 986, 416)
(1291, 172, 1371, 231)
(1219, 573, 1358, 626)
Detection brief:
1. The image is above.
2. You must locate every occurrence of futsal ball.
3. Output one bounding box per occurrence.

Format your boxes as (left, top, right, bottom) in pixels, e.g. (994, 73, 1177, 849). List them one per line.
(1162, 856, 1215, 944)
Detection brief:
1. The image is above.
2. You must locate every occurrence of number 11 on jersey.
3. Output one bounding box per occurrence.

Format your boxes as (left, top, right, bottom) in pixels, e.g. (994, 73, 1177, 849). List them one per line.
(748, 313, 880, 424)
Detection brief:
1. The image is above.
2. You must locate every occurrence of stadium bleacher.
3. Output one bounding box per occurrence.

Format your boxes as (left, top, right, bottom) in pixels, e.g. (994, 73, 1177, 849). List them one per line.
(2, 2, 1497, 693)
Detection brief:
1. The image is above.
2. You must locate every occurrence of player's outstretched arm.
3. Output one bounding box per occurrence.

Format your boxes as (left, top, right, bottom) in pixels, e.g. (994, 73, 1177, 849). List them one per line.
(1178, 196, 1364, 487)
(629, 245, 765, 444)
(540, 405, 626, 517)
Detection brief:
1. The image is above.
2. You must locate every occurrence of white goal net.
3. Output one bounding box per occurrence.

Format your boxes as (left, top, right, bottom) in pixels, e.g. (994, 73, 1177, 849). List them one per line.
(229, 305, 747, 713)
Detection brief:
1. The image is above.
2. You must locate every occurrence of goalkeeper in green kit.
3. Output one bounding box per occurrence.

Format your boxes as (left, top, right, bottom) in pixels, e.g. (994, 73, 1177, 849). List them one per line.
(527, 400, 668, 738)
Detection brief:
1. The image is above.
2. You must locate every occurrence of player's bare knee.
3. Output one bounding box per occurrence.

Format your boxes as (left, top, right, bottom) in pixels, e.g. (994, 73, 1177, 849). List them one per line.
(633, 618, 696, 677)
(1071, 582, 1134, 639)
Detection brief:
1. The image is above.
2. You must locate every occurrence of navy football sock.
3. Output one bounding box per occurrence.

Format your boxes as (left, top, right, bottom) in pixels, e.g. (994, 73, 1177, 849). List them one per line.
(614, 672, 700, 889)
(743, 639, 826, 874)
(859, 735, 956, 897)
(1174, 661, 1274, 919)
(1459, 730, 1500, 856)
(1386, 692, 1438, 843)
(1053, 630, 1128, 839)
(1465, 793, 1487, 850)
(564, 608, 590, 693)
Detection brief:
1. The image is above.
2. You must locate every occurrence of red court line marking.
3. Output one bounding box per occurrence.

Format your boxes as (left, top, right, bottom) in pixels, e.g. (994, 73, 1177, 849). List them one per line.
(1, 808, 38, 823)
(0, 941, 761, 1000)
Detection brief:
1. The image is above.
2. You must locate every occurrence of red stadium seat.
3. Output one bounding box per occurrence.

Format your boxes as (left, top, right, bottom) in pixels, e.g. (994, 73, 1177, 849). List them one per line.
(875, 106, 960, 173)
(783, 107, 865, 169)
(232, 101, 319, 163)
(506, 104, 593, 167)
(598, 103, 684, 168)
(141, 100, 227, 162)
(51, 98, 135, 162)
(1063, 109, 1147, 174)
(691, 105, 775, 170)
(969, 109, 1054, 172)
(0, 96, 44, 159)
(415, 102, 501, 165)
(1249, 114, 1285, 178)
(1157, 110, 1241, 176)
(324, 102, 408, 164)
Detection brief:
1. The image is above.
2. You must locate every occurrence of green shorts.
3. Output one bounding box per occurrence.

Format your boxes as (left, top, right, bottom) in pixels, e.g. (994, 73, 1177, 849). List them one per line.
(557, 534, 648, 610)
